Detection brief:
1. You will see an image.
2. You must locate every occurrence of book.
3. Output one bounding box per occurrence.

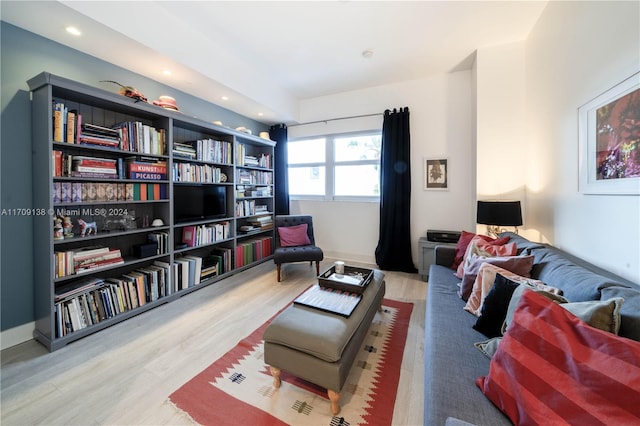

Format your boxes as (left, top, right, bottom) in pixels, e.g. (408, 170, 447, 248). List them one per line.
(174, 258, 190, 291)
(183, 255, 202, 285)
(52, 150, 62, 176)
(182, 226, 196, 247)
(53, 102, 64, 142)
(66, 110, 76, 143)
(128, 171, 167, 180)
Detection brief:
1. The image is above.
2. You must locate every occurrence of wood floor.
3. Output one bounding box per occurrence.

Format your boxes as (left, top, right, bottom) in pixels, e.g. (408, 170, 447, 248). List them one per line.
(1, 259, 426, 425)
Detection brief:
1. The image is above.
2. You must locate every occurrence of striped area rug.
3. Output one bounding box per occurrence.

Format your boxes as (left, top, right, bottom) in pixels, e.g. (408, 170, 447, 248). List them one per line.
(168, 297, 413, 426)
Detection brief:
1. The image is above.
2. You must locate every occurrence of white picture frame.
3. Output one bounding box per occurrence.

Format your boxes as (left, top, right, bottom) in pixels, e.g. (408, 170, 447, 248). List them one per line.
(424, 158, 448, 190)
(578, 71, 640, 195)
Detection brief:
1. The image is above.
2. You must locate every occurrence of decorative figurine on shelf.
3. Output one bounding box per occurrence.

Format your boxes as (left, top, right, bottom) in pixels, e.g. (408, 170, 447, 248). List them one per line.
(53, 217, 64, 241)
(99, 80, 148, 103)
(63, 216, 74, 239)
(78, 218, 97, 237)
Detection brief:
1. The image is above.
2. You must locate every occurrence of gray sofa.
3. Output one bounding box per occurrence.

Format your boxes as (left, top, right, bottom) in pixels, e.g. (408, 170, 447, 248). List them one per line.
(424, 232, 640, 426)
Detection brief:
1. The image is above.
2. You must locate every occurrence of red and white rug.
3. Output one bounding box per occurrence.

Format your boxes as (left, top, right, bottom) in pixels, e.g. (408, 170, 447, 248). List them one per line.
(169, 298, 413, 426)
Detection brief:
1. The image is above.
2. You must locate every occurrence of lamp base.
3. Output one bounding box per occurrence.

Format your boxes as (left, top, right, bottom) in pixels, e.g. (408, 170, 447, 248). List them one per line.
(485, 225, 519, 239)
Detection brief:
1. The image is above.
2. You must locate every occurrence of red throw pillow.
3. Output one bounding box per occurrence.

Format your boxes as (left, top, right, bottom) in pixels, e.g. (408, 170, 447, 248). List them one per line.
(451, 231, 481, 270)
(277, 224, 311, 247)
(477, 290, 640, 425)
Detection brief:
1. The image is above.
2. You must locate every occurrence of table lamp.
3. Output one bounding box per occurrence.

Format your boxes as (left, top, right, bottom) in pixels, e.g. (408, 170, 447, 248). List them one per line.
(476, 200, 523, 238)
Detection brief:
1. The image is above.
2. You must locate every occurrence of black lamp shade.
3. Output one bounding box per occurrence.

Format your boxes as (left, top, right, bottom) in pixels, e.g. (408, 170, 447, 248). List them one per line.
(477, 201, 523, 226)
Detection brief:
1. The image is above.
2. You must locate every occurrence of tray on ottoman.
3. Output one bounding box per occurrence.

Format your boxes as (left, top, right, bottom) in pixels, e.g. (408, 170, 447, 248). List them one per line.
(293, 284, 361, 317)
(318, 265, 374, 294)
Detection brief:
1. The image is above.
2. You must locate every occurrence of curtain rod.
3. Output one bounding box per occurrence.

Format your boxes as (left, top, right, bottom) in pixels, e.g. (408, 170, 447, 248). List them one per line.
(287, 112, 382, 128)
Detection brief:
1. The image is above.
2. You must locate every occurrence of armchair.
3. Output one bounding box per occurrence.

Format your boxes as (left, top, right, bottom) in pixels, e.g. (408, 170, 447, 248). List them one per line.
(273, 215, 324, 282)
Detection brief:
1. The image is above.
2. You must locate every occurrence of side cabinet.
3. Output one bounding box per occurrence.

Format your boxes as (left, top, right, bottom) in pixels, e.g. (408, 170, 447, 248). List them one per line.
(418, 237, 457, 281)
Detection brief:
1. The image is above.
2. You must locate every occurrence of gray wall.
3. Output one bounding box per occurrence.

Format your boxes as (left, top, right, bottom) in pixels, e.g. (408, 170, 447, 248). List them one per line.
(0, 22, 269, 331)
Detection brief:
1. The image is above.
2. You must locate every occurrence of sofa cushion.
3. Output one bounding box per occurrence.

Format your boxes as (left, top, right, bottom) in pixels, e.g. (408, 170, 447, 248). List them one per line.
(528, 247, 624, 302)
(277, 223, 311, 247)
(473, 274, 520, 338)
(425, 264, 512, 426)
(465, 262, 559, 316)
(601, 286, 640, 341)
(452, 231, 510, 270)
(560, 297, 624, 335)
(477, 290, 640, 425)
(459, 255, 533, 301)
(455, 235, 513, 278)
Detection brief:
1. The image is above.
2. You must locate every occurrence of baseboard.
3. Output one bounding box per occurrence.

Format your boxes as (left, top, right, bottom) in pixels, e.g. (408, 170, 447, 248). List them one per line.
(324, 251, 376, 266)
(1, 322, 35, 350)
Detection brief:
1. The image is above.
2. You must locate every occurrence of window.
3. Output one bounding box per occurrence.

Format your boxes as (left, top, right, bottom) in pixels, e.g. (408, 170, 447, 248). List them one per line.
(288, 132, 381, 200)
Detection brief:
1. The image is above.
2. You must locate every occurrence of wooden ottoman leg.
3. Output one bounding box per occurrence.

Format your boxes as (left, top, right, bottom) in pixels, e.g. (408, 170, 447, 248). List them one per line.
(328, 389, 341, 415)
(270, 366, 281, 388)
(277, 264, 282, 282)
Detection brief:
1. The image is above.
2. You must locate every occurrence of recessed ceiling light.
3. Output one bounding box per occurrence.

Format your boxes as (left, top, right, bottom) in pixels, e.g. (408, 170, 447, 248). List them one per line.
(258, 112, 264, 116)
(162, 70, 172, 76)
(362, 49, 374, 59)
(221, 96, 229, 101)
(65, 26, 82, 36)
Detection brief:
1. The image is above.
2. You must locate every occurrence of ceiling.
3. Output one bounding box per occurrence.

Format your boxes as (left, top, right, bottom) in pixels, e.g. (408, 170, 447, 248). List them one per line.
(1, 1, 548, 124)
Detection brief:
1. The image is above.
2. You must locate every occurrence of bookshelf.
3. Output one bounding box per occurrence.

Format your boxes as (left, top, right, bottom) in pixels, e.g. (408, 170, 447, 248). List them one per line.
(29, 72, 276, 351)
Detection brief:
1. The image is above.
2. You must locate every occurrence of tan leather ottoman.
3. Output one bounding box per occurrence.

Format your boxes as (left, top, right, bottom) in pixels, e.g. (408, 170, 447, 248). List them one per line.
(263, 270, 386, 415)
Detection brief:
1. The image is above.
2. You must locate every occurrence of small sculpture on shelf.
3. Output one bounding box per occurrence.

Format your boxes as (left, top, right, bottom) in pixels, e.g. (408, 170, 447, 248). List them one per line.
(99, 80, 148, 103)
(78, 218, 97, 237)
(63, 216, 74, 239)
(53, 217, 64, 241)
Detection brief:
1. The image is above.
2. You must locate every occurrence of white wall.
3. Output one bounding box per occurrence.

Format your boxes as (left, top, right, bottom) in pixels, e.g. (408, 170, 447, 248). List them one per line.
(289, 72, 474, 265)
(475, 42, 527, 196)
(524, 1, 640, 282)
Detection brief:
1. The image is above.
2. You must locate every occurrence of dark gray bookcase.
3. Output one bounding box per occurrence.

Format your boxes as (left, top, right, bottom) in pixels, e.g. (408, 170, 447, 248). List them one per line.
(29, 72, 275, 351)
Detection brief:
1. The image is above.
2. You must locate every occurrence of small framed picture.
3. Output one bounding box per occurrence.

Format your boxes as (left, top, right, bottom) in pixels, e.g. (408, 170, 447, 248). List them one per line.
(424, 158, 448, 190)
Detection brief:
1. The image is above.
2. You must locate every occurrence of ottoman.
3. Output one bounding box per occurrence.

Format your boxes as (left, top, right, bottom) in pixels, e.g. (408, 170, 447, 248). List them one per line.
(263, 270, 386, 415)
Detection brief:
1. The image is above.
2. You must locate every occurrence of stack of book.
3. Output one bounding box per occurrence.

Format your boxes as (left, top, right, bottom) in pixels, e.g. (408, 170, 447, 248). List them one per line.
(79, 123, 121, 148)
(111, 121, 166, 154)
(195, 138, 232, 164)
(235, 236, 272, 268)
(243, 155, 260, 167)
(73, 246, 124, 274)
(258, 153, 271, 168)
(173, 142, 196, 159)
(181, 221, 230, 247)
(209, 247, 232, 274)
(71, 156, 118, 179)
(247, 214, 273, 230)
(54, 261, 173, 337)
(200, 259, 219, 281)
(235, 199, 256, 217)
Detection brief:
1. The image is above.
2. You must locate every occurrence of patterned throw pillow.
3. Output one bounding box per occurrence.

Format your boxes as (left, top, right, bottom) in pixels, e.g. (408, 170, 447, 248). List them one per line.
(464, 262, 555, 316)
(454, 235, 512, 278)
(458, 255, 534, 302)
(477, 290, 640, 425)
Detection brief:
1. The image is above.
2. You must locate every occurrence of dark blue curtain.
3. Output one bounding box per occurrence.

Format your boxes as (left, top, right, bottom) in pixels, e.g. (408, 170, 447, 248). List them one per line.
(375, 107, 417, 273)
(269, 124, 290, 215)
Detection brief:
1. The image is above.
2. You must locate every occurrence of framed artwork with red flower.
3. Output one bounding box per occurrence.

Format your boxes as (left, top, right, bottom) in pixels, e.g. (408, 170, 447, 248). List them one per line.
(579, 71, 640, 194)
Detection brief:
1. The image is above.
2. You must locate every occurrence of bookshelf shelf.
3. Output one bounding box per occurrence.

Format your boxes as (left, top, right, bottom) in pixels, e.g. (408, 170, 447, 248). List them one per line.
(29, 72, 275, 351)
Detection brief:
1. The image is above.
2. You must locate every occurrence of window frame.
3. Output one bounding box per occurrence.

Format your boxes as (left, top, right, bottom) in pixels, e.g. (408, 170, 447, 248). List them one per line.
(287, 130, 381, 202)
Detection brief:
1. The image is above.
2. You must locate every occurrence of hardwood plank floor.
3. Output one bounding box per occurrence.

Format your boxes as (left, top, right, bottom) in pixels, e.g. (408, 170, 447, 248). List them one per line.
(1, 259, 426, 425)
